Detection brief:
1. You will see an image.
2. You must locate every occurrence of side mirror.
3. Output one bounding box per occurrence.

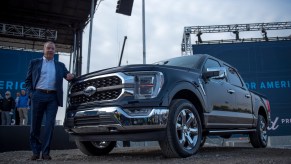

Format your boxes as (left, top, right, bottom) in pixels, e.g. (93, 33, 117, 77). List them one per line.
(203, 67, 226, 79)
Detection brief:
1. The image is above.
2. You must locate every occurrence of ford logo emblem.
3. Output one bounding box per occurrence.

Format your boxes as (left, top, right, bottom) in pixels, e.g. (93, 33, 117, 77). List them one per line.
(83, 86, 97, 97)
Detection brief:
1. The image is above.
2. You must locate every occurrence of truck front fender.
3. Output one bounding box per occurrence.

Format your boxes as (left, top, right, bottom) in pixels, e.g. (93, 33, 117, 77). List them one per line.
(165, 81, 206, 112)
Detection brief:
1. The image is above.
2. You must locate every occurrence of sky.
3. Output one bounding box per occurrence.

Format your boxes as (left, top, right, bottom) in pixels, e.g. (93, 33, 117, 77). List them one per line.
(56, 0, 291, 122)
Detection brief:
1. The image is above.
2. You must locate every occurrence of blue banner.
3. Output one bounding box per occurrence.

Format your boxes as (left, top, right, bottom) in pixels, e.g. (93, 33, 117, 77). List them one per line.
(193, 40, 291, 136)
(0, 49, 58, 97)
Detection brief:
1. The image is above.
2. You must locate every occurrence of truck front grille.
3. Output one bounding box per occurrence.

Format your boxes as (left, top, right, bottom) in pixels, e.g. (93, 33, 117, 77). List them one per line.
(74, 114, 117, 126)
(69, 75, 123, 105)
(71, 76, 121, 92)
(70, 89, 122, 105)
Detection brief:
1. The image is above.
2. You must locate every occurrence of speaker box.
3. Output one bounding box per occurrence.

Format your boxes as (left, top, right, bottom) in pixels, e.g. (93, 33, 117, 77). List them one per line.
(116, 0, 134, 16)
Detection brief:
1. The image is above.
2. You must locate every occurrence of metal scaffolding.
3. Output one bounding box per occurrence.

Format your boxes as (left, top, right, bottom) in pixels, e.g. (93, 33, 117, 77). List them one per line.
(181, 21, 291, 56)
(0, 23, 57, 41)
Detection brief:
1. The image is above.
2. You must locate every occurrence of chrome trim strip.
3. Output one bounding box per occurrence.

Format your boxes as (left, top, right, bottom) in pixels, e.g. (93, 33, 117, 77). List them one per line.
(209, 129, 256, 134)
(199, 78, 206, 96)
(75, 72, 133, 84)
(68, 107, 169, 134)
(70, 84, 125, 97)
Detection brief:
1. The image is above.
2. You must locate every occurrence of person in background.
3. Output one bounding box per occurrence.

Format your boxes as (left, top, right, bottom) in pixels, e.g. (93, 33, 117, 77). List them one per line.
(1, 91, 15, 125)
(25, 41, 75, 160)
(17, 90, 29, 125)
(14, 92, 21, 125)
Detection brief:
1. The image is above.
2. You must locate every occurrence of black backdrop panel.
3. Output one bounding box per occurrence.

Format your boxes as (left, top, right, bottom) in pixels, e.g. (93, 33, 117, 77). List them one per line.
(0, 126, 76, 152)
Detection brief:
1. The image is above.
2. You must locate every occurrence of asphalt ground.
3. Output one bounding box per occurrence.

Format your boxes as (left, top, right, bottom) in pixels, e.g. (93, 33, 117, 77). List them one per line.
(0, 146, 291, 164)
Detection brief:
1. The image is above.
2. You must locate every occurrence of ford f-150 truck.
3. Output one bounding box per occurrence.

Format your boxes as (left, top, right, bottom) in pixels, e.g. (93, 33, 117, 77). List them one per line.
(64, 54, 271, 158)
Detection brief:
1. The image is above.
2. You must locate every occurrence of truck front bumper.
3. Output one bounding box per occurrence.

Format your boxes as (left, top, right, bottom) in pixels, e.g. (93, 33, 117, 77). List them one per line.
(65, 106, 169, 134)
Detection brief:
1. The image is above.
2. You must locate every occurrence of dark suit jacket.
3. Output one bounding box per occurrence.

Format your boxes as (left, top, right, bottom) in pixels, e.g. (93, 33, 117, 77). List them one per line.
(25, 58, 69, 107)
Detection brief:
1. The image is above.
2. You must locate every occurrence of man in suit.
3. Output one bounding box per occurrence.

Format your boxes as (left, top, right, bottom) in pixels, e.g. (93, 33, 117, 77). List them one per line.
(25, 41, 74, 160)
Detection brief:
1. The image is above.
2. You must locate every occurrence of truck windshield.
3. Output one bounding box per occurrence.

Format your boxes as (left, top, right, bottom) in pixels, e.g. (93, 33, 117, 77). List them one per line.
(154, 55, 202, 69)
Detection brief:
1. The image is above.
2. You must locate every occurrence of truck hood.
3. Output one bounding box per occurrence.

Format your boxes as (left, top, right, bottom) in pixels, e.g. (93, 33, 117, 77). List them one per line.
(73, 64, 198, 81)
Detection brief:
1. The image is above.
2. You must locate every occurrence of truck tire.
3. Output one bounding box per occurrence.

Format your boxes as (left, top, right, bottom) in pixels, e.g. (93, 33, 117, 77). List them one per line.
(249, 115, 268, 148)
(159, 99, 202, 158)
(200, 136, 206, 147)
(75, 141, 116, 156)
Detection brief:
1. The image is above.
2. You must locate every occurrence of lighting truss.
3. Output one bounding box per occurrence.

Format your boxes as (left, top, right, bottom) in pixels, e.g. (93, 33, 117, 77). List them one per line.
(181, 21, 291, 55)
(0, 23, 57, 41)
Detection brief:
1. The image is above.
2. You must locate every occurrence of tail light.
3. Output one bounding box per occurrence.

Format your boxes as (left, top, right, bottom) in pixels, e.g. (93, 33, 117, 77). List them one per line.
(265, 99, 271, 113)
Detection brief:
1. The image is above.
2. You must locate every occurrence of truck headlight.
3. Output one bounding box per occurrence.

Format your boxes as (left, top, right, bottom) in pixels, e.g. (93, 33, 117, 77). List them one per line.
(126, 71, 164, 99)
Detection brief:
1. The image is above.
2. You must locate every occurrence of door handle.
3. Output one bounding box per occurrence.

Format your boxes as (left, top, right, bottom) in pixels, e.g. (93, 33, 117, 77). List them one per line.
(227, 89, 235, 94)
(245, 94, 251, 98)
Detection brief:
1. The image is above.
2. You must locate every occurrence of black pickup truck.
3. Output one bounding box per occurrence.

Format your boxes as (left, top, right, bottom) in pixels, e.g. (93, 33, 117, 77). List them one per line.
(64, 54, 271, 158)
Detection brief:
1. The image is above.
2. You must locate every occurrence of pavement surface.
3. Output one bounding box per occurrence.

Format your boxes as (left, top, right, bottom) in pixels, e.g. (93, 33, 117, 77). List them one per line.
(0, 146, 291, 164)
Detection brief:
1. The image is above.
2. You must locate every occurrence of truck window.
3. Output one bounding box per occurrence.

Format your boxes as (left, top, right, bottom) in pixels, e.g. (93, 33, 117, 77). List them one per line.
(224, 65, 243, 87)
(204, 59, 221, 69)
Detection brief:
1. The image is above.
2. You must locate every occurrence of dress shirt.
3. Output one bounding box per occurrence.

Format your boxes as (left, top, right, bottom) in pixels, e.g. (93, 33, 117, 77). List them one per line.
(36, 57, 56, 90)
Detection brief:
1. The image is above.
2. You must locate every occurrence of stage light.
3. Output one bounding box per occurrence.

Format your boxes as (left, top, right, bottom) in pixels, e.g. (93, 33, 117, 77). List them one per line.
(197, 31, 203, 43)
(261, 28, 268, 41)
(233, 31, 239, 40)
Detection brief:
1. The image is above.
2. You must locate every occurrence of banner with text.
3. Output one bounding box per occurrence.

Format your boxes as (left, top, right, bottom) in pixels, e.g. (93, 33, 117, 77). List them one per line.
(193, 40, 291, 136)
(0, 49, 58, 97)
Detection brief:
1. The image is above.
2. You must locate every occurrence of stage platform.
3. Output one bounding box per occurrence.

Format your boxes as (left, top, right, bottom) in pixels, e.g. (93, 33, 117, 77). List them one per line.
(0, 125, 76, 152)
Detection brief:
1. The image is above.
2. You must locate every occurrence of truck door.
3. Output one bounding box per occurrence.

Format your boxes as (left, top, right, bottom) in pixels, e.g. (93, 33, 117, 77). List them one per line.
(202, 58, 236, 128)
(224, 65, 253, 127)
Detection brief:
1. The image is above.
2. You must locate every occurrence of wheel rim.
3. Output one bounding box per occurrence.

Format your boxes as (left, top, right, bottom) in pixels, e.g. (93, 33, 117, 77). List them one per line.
(260, 118, 268, 144)
(91, 141, 111, 149)
(176, 108, 199, 150)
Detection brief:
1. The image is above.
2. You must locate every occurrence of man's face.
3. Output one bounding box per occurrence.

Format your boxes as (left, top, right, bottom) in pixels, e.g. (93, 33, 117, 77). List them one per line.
(44, 42, 55, 60)
(21, 90, 25, 95)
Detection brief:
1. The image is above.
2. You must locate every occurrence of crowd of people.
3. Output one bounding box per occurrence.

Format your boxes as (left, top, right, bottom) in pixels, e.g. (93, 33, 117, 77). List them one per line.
(0, 90, 31, 126)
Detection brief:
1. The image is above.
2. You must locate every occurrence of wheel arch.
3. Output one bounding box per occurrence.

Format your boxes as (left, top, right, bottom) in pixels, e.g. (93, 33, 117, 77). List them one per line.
(168, 82, 206, 128)
(252, 93, 271, 126)
(258, 106, 268, 124)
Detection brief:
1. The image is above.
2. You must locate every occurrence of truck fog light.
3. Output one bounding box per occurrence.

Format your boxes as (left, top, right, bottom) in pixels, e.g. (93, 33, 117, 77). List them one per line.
(124, 108, 153, 116)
